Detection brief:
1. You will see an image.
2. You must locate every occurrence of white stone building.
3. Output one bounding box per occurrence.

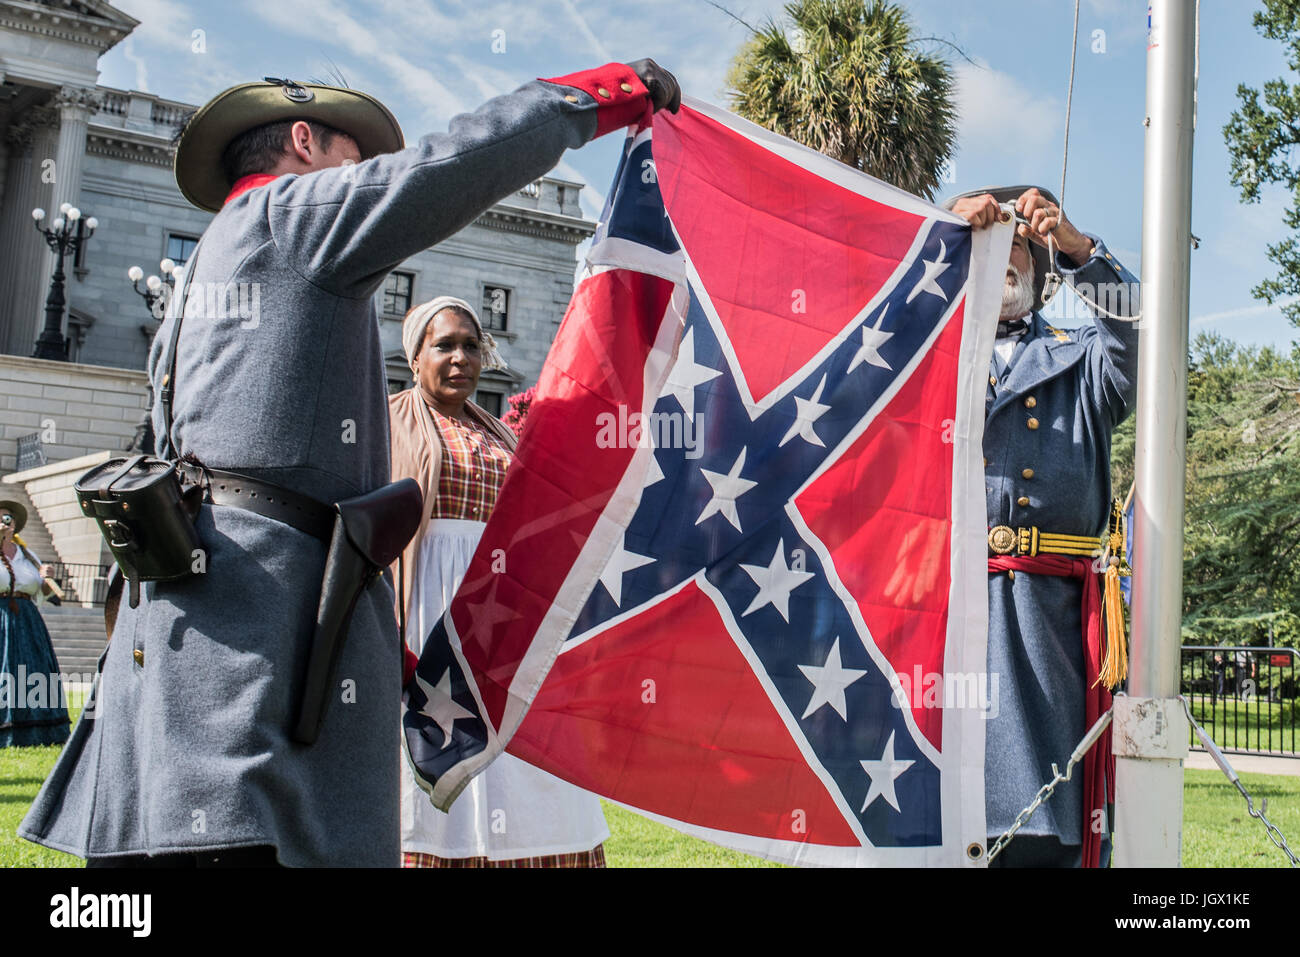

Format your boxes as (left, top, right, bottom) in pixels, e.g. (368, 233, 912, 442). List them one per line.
(0, 0, 594, 475)
(0, 1, 594, 648)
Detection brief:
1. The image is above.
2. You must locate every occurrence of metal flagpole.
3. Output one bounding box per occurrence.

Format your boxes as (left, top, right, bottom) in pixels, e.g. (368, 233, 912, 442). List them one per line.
(1115, 0, 1197, 867)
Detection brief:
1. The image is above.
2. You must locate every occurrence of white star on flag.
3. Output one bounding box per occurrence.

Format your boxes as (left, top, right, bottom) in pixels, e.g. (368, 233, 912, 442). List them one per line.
(599, 534, 655, 606)
(848, 305, 894, 373)
(797, 637, 868, 719)
(779, 374, 832, 448)
(415, 666, 474, 751)
(465, 578, 521, 633)
(905, 238, 950, 304)
(662, 327, 722, 420)
(696, 446, 758, 531)
(859, 731, 915, 813)
(739, 538, 815, 622)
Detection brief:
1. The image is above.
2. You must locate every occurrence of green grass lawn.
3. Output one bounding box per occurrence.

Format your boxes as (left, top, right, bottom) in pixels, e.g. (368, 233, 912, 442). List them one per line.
(3, 701, 1296, 867)
(1182, 768, 1300, 867)
(0, 742, 82, 867)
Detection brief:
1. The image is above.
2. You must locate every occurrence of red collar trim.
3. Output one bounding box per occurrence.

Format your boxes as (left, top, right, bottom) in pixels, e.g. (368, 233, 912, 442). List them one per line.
(224, 173, 281, 206)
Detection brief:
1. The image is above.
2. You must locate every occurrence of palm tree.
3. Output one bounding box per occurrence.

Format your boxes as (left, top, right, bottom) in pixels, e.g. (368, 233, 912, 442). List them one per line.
(726, 0, 958, 199)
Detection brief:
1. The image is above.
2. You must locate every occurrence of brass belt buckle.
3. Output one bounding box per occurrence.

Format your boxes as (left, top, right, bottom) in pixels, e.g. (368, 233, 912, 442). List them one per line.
(988, 525, 1016, 555)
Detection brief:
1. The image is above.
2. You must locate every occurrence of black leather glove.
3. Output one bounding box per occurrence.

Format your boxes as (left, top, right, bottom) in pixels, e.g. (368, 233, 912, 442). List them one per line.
(627, 58, 681, 114)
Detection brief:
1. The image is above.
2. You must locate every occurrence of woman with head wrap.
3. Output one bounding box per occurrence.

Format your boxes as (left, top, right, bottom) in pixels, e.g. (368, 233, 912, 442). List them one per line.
(1, 500, 70, 748)
(389, 296, 609, 867)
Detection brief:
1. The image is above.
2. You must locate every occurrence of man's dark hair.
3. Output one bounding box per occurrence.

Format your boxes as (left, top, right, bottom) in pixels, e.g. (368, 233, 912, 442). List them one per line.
(219, 120, 342, 185)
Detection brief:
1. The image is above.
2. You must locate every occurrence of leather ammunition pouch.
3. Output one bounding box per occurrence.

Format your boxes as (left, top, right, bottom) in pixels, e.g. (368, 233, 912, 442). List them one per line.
(292, 477, 422, 745)
(78, 242, 207, 617)
(75, 454, 204, 608)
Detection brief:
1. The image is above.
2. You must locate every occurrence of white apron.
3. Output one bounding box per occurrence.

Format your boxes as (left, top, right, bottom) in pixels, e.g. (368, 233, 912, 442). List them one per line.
(400, 519, 609, 859)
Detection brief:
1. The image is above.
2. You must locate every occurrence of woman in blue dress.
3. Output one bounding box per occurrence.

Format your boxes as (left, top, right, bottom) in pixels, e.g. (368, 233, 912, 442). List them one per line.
(1, 499, 70, 748)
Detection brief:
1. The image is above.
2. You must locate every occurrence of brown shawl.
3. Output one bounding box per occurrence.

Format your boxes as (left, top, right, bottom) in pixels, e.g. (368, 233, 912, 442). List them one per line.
(387, 386, 519, 629)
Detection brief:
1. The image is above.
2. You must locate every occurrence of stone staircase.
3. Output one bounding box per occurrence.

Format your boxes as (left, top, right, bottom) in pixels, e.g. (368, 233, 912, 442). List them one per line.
(39, 603, 106, 676)
(2, 480, 107, 675)
(1, 481, 58, 567)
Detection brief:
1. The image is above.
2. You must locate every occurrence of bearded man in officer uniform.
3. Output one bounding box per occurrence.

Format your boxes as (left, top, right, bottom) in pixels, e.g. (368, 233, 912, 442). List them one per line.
(21, 61, 679, 867)
(948, 185, 1140, 868)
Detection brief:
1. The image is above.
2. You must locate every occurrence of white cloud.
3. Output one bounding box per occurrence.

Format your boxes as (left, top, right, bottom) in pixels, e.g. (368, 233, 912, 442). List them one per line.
(120, 36, 150, 93)
(247, 0, 467, 126)
(114, 0, 200, 51)
(1192, 297, 1300, 328)
(953, 59, 1061, 163)
(557, 0, 614, 63)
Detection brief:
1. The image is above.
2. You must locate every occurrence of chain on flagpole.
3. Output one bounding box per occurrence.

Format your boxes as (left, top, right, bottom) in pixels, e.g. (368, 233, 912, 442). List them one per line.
(1178, 696, 1299, 867)
(986, 708, 1113, 863)
(987, 698, 1298, 866)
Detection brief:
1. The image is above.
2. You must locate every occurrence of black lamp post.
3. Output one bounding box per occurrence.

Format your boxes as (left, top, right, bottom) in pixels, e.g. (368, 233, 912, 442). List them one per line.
(128, 257, 182, 321)
(31, 203, 97, 361)
(123, 258, 182, 455)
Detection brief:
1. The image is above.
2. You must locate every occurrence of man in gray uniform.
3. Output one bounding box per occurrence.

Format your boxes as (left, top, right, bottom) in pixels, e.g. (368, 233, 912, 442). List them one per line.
(949, 186, 1140, 868)
(21, 61, 679, 867)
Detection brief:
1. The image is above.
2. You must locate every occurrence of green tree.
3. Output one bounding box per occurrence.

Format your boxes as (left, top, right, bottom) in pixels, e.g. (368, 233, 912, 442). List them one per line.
(726, 0, 957, 199)
(1224, 0, 1300, 328)
(1110, 334, 1300, 648)
(1181, 334, 1300, 647)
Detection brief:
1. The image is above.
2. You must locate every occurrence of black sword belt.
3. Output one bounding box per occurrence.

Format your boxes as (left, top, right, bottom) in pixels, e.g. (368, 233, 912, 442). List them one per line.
(180, 463, 335, 543)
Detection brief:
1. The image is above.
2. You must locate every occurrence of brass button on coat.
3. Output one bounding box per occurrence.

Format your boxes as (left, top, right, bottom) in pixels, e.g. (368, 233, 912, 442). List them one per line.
(1024, 396, 1037, 408)
(989, 375, 997, 386)
(564, 94, 578, 103)
(1026, 417, 1039, 430)
(1017, 496, 1030, 506)
(620, 82, 634, 93)
(1007, 570, 1016, 581)
(597, 87, 611, 98)
(133, 649, 144, 666)
(1021, 468, 1034, 479)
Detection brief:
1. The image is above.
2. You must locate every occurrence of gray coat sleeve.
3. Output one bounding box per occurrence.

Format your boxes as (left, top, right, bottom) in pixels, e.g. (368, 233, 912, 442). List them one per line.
(1057, 236, 1141, 427)
(264, 78, 603, 299)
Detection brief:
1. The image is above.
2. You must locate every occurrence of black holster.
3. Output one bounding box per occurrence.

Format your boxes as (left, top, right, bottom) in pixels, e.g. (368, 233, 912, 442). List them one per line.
(291, 478, 422, 745)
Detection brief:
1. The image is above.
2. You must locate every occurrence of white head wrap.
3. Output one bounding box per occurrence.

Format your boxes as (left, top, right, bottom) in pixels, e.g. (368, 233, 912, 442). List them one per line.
(401, 295, 508, 376)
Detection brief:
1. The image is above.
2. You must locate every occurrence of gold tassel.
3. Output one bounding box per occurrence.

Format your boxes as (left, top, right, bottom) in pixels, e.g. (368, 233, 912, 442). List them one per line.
(1098, 558, 1128, 689)
(1094, 497, 1130, 690)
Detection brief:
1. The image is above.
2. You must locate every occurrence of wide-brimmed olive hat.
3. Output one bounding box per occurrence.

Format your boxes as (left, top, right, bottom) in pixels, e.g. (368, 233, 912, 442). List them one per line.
(0, 499, 27, 534)
(174, 77, 405, 212)
(944, 184, 1062, 305)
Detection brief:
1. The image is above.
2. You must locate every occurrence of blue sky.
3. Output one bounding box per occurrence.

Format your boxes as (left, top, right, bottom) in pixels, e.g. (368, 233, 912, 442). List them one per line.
(96, 0, 1299, 351)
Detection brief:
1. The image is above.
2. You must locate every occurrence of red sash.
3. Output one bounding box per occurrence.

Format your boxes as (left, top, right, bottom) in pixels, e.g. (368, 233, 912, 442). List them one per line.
(987, 554, 1114, 868)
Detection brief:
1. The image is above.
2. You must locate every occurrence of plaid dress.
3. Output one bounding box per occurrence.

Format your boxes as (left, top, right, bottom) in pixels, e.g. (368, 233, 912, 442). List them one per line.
(402, 409, 607, 869)
(429, 410, 514, 520)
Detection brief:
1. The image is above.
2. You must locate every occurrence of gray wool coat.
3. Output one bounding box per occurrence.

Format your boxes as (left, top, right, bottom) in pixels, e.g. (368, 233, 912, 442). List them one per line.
(20, 74, 626, 866)
(982, 237, 1140, 848)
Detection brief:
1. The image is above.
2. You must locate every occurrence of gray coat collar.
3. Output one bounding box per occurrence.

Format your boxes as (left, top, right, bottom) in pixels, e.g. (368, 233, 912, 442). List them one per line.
(988, 312, 1086, 418)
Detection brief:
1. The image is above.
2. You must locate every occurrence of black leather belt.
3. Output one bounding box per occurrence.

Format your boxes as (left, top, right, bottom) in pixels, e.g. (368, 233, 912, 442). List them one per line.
(181, 464, 334, 543)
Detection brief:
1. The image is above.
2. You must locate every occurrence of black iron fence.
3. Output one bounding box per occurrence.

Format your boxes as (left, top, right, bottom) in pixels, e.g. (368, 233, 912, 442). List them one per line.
(1181, 645, 1299, 756)
(45, 561, 112, 606)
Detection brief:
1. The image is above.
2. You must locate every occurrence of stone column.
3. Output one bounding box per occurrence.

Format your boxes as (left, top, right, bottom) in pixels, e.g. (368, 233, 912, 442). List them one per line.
(0, 71, 9, 207)
(0, 117, 40, 356)
(28, 87, 101, 356)
(49, 86, 98, 225)
(15, 107, 62, 356)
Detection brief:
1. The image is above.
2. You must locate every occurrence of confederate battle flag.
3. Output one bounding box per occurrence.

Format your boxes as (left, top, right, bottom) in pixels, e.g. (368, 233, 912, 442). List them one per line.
(403, 98, 1010, 866)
